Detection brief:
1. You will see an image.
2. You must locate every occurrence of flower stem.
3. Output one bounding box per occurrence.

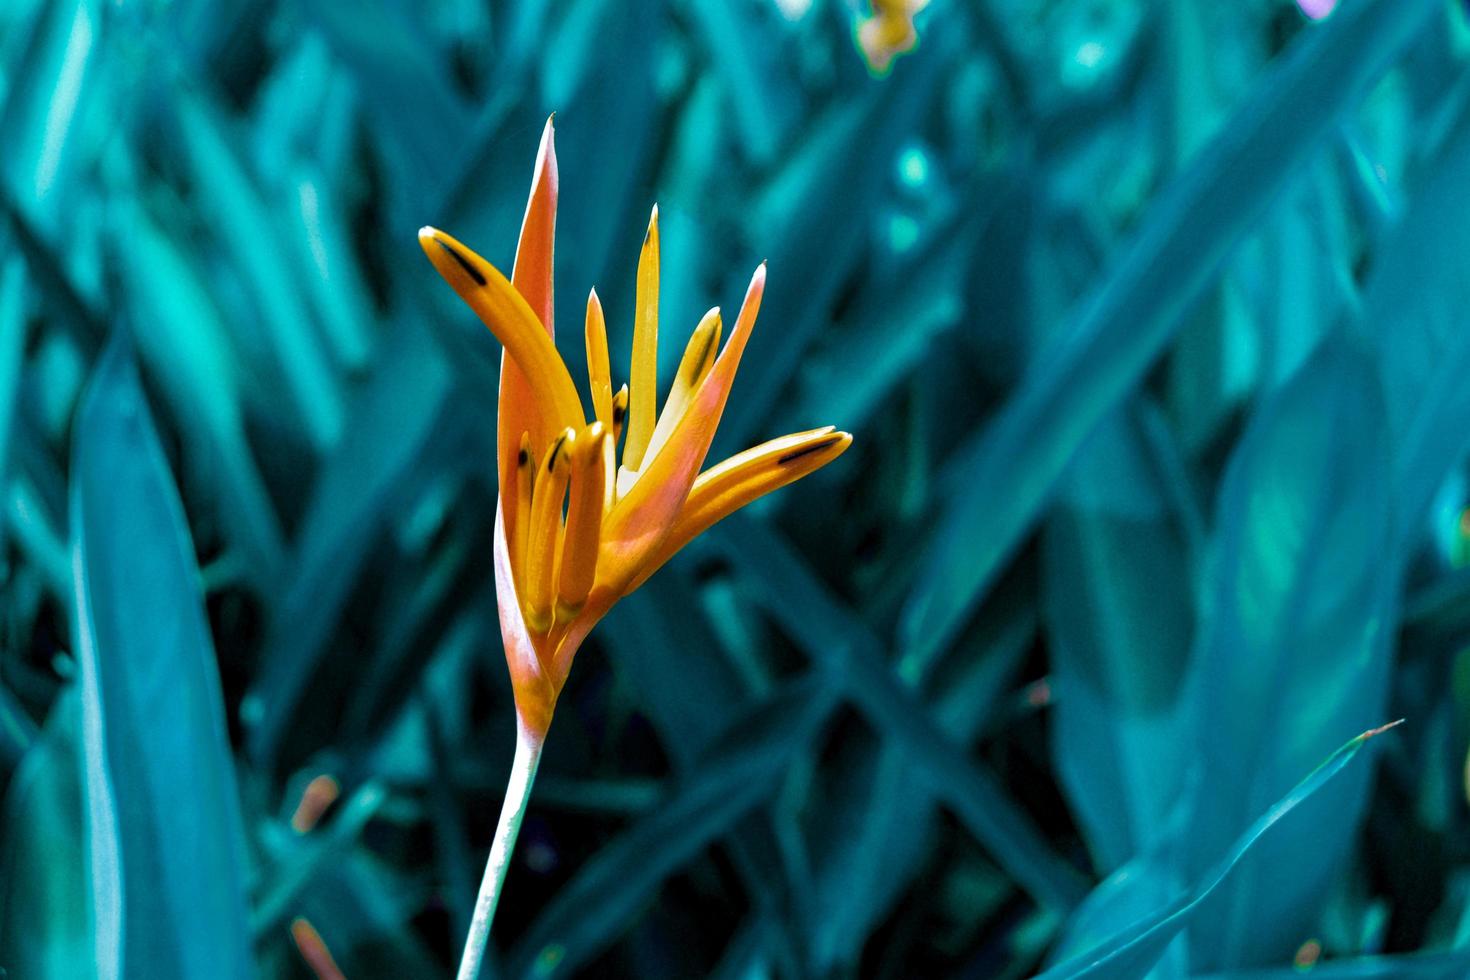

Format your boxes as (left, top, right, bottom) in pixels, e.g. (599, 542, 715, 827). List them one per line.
(456, 718, 545, 980)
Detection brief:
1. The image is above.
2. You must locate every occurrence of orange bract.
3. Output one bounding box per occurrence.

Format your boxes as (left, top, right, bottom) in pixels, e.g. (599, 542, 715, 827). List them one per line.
(419, 117, 851, 735)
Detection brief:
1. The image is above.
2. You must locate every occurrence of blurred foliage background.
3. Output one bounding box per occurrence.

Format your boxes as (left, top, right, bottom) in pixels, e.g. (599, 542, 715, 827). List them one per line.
(5, 0, 1470, 977)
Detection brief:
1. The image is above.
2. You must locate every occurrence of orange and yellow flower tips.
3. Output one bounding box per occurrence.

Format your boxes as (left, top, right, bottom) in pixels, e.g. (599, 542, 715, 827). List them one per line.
(419, 117, 851, 738)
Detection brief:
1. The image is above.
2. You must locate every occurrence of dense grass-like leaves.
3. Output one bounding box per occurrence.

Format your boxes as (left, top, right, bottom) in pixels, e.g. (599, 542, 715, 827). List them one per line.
(5, 1, 1470, 976)
(900, 0, 1439, 676)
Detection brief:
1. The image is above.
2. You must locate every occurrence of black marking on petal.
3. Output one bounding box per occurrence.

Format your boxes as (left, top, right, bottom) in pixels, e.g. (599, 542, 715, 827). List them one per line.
(435, 238, 486, 286)
(547, 435, 568, 471)
(612, 401, 626, 423)
(777, 438, 839, 466)
(518, 448, 530, 466)
(687, 323, 718, 379)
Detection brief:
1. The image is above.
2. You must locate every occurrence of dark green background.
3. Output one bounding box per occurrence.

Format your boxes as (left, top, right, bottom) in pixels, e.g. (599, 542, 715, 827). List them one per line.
(4, 0, 1470, 977)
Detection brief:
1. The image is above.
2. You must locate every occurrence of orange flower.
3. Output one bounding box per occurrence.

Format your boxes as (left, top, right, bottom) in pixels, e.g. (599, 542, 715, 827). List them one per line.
(420, 118, 850, 736)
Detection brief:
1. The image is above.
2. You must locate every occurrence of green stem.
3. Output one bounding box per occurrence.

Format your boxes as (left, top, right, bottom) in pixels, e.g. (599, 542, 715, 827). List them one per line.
(456, 718, 545, 980)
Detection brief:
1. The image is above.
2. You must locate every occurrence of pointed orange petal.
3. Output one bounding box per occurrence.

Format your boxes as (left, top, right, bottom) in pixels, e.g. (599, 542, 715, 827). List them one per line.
(499, 117, 559, 491)
(493, 504, 557, 736)
(600, 264, 765, 589)
(418, 227, 584, 449)
(626, 428, 851, 592)
(512, 116, 558, 335)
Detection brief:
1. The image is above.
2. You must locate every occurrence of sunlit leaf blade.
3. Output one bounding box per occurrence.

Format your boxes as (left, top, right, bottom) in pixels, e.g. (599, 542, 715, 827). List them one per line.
(0, 0, 98, 221)
(1184, 341, 1396, 968)
(899, 0, 1440, 675)
(70, 340, 252, 980)
(1038, 722, 1402, 980)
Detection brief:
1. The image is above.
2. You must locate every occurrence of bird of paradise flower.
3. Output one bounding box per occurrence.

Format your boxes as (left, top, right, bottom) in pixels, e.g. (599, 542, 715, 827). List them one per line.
(418, 117, 851, 979)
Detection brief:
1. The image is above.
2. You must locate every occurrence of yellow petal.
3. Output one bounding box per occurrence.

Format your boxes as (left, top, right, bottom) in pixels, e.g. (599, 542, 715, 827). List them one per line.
(584, 288, 614, 433)
(500, 116, 558, 492)
(600, 264, 765, 588)
(557, 423, 609, 621)
(622, 205, 660, 471)
(508, 432, 535, 587)
(627, 428, 852, 592)
(642, 307, 721, 469)
(523, 428, 575, 634)
(418, 227, 584, 450)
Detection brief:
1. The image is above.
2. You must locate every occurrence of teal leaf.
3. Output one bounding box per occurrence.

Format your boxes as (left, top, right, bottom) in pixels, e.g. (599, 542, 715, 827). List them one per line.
(1039, 722, 1402, 980)
(1185, 341, 1397, 967)
(70, 340, 253, 980)
(1360, 93, 1470, 539)
(1044, 403, 1194, 872)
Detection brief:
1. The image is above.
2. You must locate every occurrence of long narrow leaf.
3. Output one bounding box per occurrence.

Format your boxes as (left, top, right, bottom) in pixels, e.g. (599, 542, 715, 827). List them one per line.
(71, 340, 252, 979)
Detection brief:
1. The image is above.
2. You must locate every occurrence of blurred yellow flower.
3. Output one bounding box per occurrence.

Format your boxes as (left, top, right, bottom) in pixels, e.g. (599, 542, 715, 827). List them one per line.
(420, 118, 851, 737)
(857, 0, 929, 74)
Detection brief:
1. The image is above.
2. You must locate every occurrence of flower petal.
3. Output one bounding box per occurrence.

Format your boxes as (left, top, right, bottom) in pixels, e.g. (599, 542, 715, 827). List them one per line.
(626, 428, 852, 592)
(501, 116, 559, 490)
(642, 306, 721, 469)
(523, 428, 575, 634)
(557, 423, 609, 621)
(610, 383, 629, 445)
(584, 288, 614, 431)
(622, 205, 660, 471)
(417, 227, 584, 450)
(507, 432, 535, 588)
(493, 504, 558, 736)
(600, 264, 765, 589)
